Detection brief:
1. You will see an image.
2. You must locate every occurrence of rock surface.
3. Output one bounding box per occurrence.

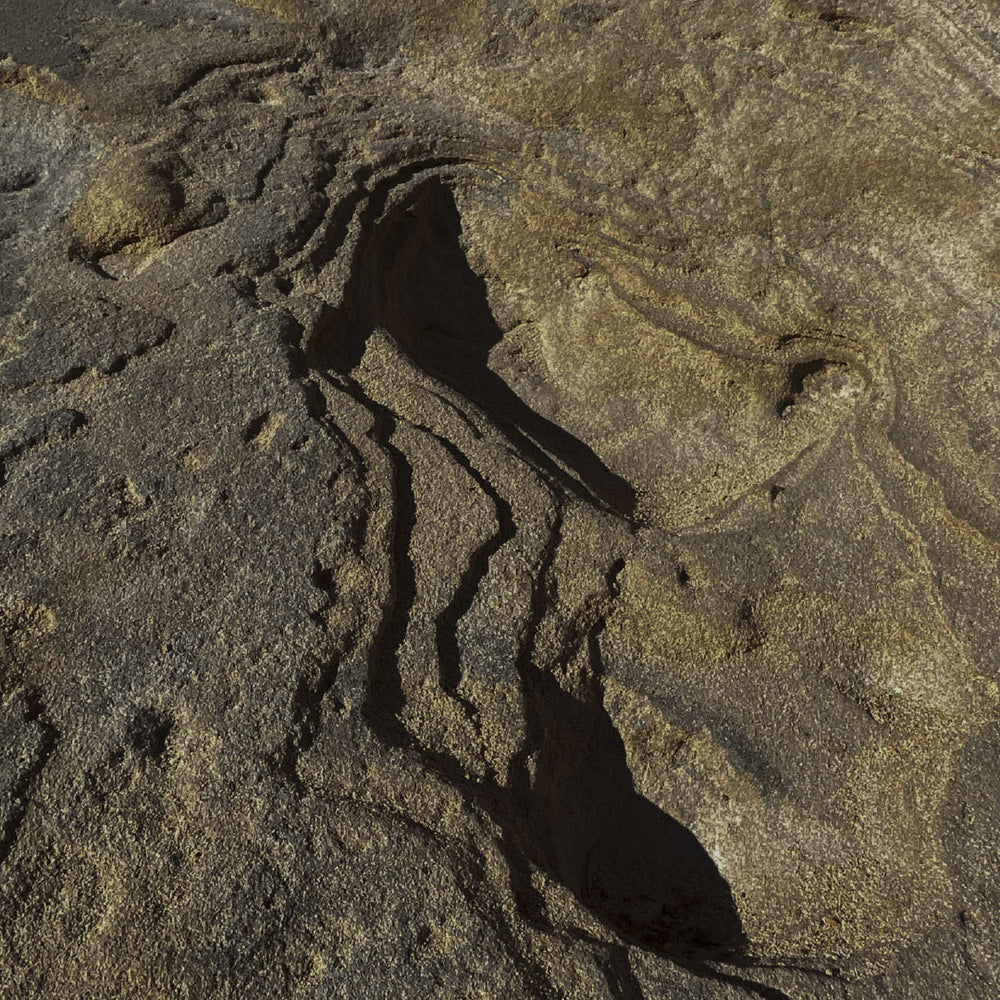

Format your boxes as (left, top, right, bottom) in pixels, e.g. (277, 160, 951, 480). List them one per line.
(2, 1, 1000, 997)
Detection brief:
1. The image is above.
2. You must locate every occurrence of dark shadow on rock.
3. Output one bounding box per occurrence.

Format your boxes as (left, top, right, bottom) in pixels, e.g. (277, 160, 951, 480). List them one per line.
(518, 635, 747, 962)
(312, 175, 636, 517)
(307, 169, 763, 985)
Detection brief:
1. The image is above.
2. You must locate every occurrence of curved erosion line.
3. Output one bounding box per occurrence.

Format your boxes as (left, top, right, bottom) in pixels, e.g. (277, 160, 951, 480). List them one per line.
(0, 691, 60, 868)
(335, 177, 637, 517)
(299, 127, 676, 280)
(352, 796, 562, 998)
(298, 155, 493, 279)
(606, 270, 874, 371)
(321, 161, 871, 543)
(310, 145, 878, 390)
(329, 373, 790, 985)
(294, 130, 892, 985)
(412, 423, 518, 700)
(289, 121, 882, 420)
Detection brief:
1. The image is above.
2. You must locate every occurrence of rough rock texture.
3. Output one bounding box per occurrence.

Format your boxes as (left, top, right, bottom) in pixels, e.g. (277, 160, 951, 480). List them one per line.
(2, 2, 1000, 997)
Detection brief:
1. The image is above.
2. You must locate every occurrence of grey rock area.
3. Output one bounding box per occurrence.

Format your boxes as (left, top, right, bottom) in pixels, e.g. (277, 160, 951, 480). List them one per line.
(2, 1, 1000, 997)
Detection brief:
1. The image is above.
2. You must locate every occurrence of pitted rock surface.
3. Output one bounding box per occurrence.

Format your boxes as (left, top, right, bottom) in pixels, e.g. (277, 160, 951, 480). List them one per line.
(2, 2, 1000, 997)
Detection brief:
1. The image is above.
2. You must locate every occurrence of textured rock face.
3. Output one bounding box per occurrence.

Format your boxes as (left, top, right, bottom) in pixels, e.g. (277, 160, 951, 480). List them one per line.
(2, 1, 1000, 996)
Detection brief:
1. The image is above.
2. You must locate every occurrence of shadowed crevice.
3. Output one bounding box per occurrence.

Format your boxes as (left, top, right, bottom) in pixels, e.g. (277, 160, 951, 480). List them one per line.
(309, 167, 757, 982)
(314, 175, 636, 518)
(521, 632, 748, 962)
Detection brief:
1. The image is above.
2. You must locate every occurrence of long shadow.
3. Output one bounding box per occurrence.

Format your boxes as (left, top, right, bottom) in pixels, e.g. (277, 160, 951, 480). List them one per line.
(521, 633, 747, 962)
(307, 171, 791, 993)
(510, 618, 792, 997)
(313, 176, 636, 517)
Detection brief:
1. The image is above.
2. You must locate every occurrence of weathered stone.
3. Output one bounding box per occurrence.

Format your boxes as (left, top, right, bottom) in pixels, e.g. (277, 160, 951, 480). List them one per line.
(1, 2, 999, 997)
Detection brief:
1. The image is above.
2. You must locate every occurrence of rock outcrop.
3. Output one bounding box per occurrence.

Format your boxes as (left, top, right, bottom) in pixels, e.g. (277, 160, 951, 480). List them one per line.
(2, 2, 1000, 996)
